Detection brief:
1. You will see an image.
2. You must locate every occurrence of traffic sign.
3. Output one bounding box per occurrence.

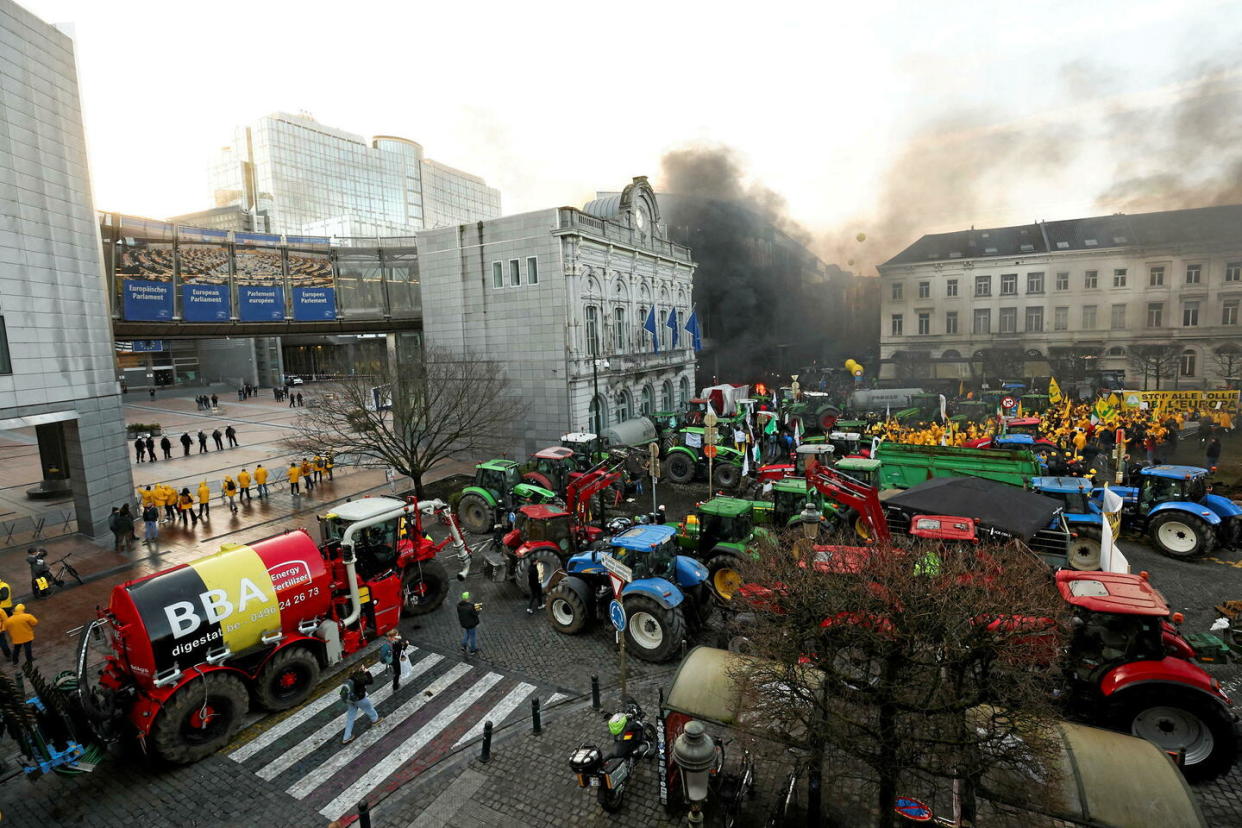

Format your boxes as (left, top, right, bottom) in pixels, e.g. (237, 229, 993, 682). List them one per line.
(609, 599, 627, 632)
(608, 573, 626, 597)
(599, 553, 633, 583)
(893, 797, 933, 822)
(1001, 395, 1017, 410)
(704, 444, 718, 458)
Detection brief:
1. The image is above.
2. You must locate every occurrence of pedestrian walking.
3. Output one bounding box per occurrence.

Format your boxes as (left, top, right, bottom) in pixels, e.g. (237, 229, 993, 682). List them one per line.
(254, 464, 269, 498)
(313, 455, 325, 484)
(526, 558, 545, 614)
(273, 387, 280, 401)
(108, 507, 130, 552)
(223, 476, 239, 513)
(160, 483, 176, 523)
(178, 488, 199, 527)
(180, 432, 193, 457)
(142, 503, 159, 543)
(211, 393, 218, 408)
(160, 435, 173, 460)
(380, 628, 409, 691)
(457, 591, 482, 655)
(151, 484, 168, 523)
(134, 437, 146, 463)
(339, 668, 381, 744)
(119, 503, 139, 541)
(238, 468, 252, 501)
(139, 484, 155, 511)
(212, 429, 224, 450)
(297, 392, 304, 407)
(289, 391, 296, 408)
(7, 604, 37, 666)
(237, 387, 244, 402)
(1206, 436, 1222, 469)
(197, 480, 211, 519)
(326, 450, 335, 480)
(225, 425, 238, 448)
(302, 459, 315, 494)
(288, 462, 302, 495)
(149, 387, 155, 401)
(198, 429, 209, 452)
(145, 436, 156, 462)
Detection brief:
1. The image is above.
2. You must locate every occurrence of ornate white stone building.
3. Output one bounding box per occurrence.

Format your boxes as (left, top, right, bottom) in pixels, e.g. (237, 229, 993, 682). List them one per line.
(418, 177, 697, 455)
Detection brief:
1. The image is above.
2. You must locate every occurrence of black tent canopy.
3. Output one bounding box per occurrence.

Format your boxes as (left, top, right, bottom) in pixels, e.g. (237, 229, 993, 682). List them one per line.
(885, 476, 1061, 542)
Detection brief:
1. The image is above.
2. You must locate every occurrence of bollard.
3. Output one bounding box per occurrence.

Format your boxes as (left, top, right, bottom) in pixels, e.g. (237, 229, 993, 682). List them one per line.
(357, 800, 372, 828)
(531, 697, 542, 735)
(591, 675, 601, 710)
(480, 720, 493, 763)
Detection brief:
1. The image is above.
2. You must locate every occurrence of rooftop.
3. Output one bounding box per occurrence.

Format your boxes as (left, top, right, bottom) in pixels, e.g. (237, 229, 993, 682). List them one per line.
(882, 203, 1242, 267)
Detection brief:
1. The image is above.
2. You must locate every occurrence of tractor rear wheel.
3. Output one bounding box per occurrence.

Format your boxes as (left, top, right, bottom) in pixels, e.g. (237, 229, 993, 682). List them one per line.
(1067, 527, 1102, 571)
(514, 548, 562, 599)
(402, 558, 449, 615)
(547, 578, 590, 635)
(1113, 690, 1237, 780)
(150, 671, 249, 764)
(1150, 512, 1215, 559)
(624, 595, 686, 663)
(818, 408, 841, 431)
(706, 553, 745, 601)
(457, 494, 494, 535)
(712, 462, 742, 491)
(254, 646, 320, 711)
(522, 472, 554, 491)
(665, 453, 695, 484)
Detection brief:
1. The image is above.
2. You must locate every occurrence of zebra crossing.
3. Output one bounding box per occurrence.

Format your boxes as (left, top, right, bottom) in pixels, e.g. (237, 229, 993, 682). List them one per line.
(227, 647, 570, 821)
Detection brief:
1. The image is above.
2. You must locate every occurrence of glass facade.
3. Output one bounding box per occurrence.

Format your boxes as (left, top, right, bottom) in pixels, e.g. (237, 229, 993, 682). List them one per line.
(208, 113, 500, 237)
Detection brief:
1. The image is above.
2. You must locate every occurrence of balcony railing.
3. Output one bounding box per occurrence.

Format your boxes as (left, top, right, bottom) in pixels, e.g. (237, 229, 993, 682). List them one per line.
(556, 209, 694, 263)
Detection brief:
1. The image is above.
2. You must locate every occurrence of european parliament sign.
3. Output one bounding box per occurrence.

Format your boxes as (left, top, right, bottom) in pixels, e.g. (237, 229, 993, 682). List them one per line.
(122, 279, 173, 321)
(238, 286, 285, 321)
(292, 287, 336, 321)
(182, 284, 229, 322)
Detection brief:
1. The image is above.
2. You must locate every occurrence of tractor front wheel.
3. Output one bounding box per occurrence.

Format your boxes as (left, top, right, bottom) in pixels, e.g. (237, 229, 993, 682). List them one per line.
(254, 646, 321, 711)
(546, 578, 590, 635)
(402, 558, 449, 615)
(1114, 690, 1237, 780)
(514, 548, 562, 599)
(1067, 527, 1102, 571)
(624, 595, 686, 663)
(1149, 512, 1215, 559)
(150, 671, 249, 764)
(712, 462, 742, 491)
(457, 494, 495, 535)
(665, 453, 695, 484)
(706, 554, 745, 601)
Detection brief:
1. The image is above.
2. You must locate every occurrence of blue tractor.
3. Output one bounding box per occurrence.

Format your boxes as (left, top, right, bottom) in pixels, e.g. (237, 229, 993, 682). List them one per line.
(545, 525, 713, 663)
(1098, 465, 1242, 560)
(1030, 476, 1104, 570)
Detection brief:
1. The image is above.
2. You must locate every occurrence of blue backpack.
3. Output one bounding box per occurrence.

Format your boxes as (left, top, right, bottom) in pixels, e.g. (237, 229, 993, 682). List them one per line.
(379, 641, 393, 665)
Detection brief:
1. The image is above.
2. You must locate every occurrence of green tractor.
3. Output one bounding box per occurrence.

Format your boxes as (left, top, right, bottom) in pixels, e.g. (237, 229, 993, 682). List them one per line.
(663, 427, 746, 490)
(1021, 393, 1051, 414)
(893, 393, 941, 425)
(456, 459, 556, 534)
(949, 400, 991, 425)
(768, 478, 842, 531)
(559, 432, 608, 471)
(672, 496, 773, 600)
(784, 391, 843, 433)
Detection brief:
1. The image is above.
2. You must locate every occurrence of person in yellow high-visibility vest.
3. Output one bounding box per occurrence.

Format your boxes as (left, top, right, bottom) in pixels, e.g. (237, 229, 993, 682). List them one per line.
(254, 463, 269, 498)
(288, 462, 302, 495)
(237, 468, 252, 502)
(197, 480, 211, 520)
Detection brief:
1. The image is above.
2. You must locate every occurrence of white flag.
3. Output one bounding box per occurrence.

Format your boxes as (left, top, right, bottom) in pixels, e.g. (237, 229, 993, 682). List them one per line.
(742, 446, 750, 478)
(1098, 486, 1128, 573)
(793, 417, 802, 447)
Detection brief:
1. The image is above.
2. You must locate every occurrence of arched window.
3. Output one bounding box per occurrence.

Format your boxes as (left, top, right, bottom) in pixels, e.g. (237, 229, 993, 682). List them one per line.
(658, 287, 672, 350)
(678, 376, 690, 408)
(614, 390, 632, 423)
(661, 379, 674, 412)
(941, 349, 961, 359)
(584, 306, 599, 356)
(614, 307, 627, 353)
(1180, 349, 1197, 377)
(589, 394, 608, 433)
(640, 385, 654, 415)
(1107, 346, 1126, 357)
(637, 306, 649, 350)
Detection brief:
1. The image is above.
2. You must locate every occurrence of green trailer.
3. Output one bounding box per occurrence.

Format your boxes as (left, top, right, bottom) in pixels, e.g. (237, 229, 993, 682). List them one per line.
(874, 442, 1041, 490)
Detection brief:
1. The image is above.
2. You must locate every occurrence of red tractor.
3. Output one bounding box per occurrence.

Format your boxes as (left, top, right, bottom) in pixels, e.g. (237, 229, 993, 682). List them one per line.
(74, 496, 470, 764)
(501, 466, 619, 597)
(521, 446, 623, 508)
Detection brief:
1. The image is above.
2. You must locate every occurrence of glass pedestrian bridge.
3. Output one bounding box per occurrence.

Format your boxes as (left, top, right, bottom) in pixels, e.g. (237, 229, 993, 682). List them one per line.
(101, 212, 422, 338)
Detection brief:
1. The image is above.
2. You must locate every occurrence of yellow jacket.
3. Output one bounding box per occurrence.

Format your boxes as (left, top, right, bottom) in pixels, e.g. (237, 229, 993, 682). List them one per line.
(153, 487, 167, 507)
(197, 482, 211, 504)
(5, 605, 37, 644)
(287, 465, 301, 483)
(223, 477, 237, 496)
(139, 488, 155, 507)
(178, 493, 194, 511)
(254, 466, 268, 484)
(238, 470, 251, 487)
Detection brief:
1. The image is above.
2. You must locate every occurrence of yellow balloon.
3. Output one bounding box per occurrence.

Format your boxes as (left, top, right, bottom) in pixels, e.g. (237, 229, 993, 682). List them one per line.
(856, 232, 867, 242)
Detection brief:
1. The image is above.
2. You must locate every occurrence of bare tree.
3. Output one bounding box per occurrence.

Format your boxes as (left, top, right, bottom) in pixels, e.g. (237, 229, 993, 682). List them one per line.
(733, 537, 1069, 827)
(1128, 343, 1181, 390)
(1213, 343, 1242, 387)
(1047, 345, 1100, 383)
(286, 347, 523, 499)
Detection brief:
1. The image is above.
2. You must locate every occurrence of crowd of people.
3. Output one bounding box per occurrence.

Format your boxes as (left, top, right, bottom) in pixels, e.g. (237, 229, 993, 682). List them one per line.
(133, 424, 239, 462)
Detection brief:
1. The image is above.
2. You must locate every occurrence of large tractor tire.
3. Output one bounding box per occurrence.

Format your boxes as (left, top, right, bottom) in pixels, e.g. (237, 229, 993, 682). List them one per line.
(457, 493, 495, 535)
(522, 472, 554, 491)
(513, 548, 562, 599)
(254, 646, 321, 711)
(818, 408, 841, 431)
(1067, 527, 1103, 571)
(546, 577, 590, 635)
(150, 671, 249, 764)
(1149, 512, 1215, 560)
(706, 553, 745, 601)
(665, 453, 695, 484)
(712, 461, 742, 491)
(1113, 690, 1237, 781)
(624, 595, 686, 663)
(402, 558, 449, 615)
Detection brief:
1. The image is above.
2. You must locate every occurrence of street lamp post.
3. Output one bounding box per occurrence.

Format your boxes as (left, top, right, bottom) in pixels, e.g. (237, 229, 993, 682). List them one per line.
(589, 354, 610, 529)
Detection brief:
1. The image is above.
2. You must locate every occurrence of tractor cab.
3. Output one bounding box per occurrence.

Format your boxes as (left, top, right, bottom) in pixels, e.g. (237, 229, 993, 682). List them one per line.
(1137, 466, 1209, 510)
(1003, 416, 1043, 437)
(561, 433, 604, 470)
(771, 479, 829, 528)
(1059, 571, 1170, 680)
(834, 457, 881, 488)
(1022, 394, 1051, 414)
(826, 431, 864, 459)
(683, 398, 713, 426)
(528, 446, 578, 492)
(950, 400, 990, 425)
(609, 524, 679, 581)
(795, 444, 835, 476)
(910, 393, 943, 421)
(734, 398, 758, 422)
(319, 496, 405, 578)
(474, 459, 524, 501)
(1031, 476, 1095, 515)
(694, 497, 755, 548)
(511, 503, 576, 556)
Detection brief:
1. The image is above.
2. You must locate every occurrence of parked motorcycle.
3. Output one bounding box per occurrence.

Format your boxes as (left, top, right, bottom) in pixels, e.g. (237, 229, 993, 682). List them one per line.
(568, 701, 656, 812)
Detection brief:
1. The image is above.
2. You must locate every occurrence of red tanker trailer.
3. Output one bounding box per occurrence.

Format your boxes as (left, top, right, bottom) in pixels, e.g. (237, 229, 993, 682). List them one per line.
(75, 496, 469, 763)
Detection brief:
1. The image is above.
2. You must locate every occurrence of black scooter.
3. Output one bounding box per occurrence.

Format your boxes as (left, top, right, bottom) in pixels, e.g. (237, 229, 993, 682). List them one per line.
(568, 701, 655, 812)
